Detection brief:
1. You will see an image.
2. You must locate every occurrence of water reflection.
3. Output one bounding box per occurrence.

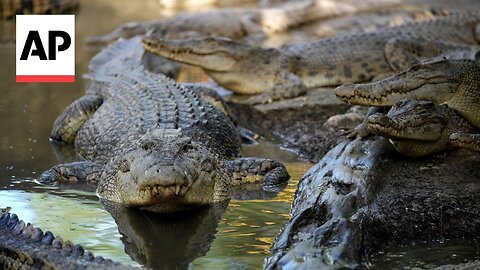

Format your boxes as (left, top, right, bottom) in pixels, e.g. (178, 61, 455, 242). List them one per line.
(369, 239, 480, 269)
(103, 201, 228, 269)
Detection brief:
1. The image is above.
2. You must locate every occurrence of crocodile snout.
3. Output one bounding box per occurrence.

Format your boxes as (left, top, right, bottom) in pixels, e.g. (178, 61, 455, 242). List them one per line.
(334, 84, 356, 103)
(335, 83, 385, 105)
(367, 113, 391, 127)
(138, 166, 193, 199)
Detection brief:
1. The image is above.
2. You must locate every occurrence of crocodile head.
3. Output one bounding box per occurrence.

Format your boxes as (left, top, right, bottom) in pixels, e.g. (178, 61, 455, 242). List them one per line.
(142, 36, 281, 94)
(367, 99, 451, 157)
(99, 129, 230, 213)
(142, 36, 248, 71)
(335, 58, 464, 106)
(367, 100, 447, 141)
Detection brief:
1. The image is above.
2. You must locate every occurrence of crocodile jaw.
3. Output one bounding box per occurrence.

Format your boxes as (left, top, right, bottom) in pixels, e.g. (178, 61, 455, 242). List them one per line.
(112, 164, 218, 214)
(98, 132, 226, 213)
(142, 36, 238, 71)
(335, 58, 461, 106)
(367, 108, 445, 142)
(335, 75, 457, 106)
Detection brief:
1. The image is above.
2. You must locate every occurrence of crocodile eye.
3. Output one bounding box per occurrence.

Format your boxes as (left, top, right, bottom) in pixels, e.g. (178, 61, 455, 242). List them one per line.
(142, 141, 155, 151)
(177, 137, 194, 152)
(181, 143, 195, 152)
(410, 64, 421, 72)
(395, 100, 408, 107)
(424, 102, 435, 108)
(201, 160, 214, 172)
(118, 159, 130, 173)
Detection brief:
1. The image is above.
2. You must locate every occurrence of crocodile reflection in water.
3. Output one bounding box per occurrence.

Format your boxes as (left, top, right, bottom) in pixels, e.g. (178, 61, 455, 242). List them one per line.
(103, 183, 285, 269)
(103, 201, 227, 269)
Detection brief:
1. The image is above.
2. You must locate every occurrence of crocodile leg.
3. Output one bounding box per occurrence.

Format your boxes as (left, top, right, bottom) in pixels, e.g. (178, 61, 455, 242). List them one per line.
(38, 161, 104, 189)
(449, 132, 480, 152)
(50, 95, 103, 144)
(227, 157, 290, 190)
(237, 127, 260, 144)
(244, 72, 307, 104)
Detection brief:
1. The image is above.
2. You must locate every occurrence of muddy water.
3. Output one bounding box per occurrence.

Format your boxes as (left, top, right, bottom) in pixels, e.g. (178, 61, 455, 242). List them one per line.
(0, 0, 312, 268)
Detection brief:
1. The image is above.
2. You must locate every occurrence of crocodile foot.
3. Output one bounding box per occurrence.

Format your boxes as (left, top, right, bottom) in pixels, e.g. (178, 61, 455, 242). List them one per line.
(344, 122, 373, 139)
(229, 157, 290, 189)
(243, 93, 275, 105)
(38, 169, 59, 185)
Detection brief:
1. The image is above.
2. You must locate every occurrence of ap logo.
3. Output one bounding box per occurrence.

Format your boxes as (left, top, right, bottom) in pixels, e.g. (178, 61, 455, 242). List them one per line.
(16, 15, 75, 83)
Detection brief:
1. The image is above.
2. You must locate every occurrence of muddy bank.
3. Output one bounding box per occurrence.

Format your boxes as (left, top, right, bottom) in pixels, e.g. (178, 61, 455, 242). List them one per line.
(229, 89, 362, 162)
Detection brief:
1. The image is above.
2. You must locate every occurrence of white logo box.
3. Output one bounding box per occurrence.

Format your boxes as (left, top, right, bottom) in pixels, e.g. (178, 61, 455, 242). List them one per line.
(16, 15, 75, 83)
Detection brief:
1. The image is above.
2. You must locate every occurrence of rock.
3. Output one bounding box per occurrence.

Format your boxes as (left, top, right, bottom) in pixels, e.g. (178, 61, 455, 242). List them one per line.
(265, 137, 480, 269)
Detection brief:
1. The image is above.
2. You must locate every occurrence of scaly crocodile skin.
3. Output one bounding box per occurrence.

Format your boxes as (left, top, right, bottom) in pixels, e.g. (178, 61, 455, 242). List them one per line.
(0, 0, 78, 19)
(336, 58, 480, 130)
(367, 100, 479, 157)
(38, 39, 290, 213)
(0, 210, 133, 270)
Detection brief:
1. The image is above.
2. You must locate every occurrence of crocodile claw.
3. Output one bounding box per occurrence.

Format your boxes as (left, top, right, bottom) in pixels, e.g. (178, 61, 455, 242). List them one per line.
(38, 169, 58, 185)
(262, 166, 290, 190)
(345, 122, 373, 139)
(243, 93, 274, 105)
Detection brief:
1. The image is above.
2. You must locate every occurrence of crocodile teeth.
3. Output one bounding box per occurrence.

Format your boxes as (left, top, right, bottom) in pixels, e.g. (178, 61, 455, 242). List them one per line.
(152, 185, 159, 196)
(141, 184, 190, 197)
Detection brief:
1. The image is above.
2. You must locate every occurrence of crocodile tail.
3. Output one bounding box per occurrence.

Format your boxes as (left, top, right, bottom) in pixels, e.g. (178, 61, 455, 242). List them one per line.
(0, 210, 123, 268)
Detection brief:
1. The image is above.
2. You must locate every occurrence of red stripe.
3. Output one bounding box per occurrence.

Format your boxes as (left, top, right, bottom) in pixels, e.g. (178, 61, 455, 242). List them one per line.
(16, 75, 75, 83)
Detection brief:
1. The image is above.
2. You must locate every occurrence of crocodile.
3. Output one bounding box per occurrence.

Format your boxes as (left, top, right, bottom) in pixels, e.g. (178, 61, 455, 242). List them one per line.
(142, 11, 480, 104)
(86, 0, 399, 47)
(0, 0, 78, 19)
(366, 99, 479, 157)
(38, 44, 289, 213)
(0, 208, 133, 270)
(335, 58, 480, 138)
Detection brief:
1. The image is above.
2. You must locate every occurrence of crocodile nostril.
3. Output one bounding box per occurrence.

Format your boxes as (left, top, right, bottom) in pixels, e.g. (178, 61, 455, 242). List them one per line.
(368, 113, 388, 125)
(177, 137, 194, 152)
